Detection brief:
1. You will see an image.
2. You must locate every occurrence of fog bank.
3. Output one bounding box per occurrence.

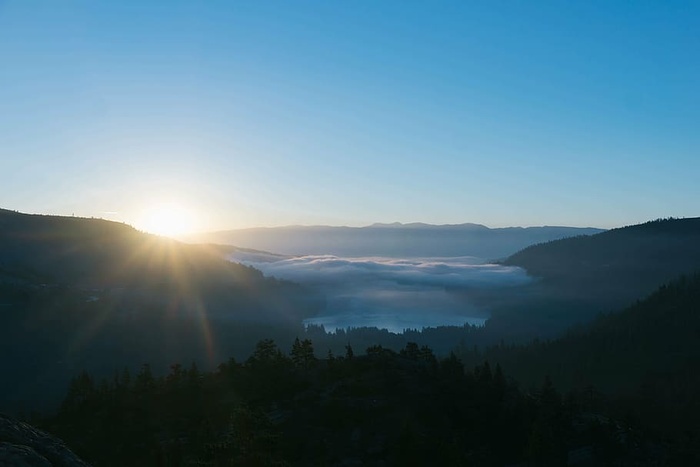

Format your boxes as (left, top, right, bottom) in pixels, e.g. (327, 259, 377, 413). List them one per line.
(229, 253, 532, 333)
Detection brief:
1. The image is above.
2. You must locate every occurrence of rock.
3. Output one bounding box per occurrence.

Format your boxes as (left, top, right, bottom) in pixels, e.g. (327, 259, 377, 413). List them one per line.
(0, 443, 52, 467)
(0, 414, 90, 466)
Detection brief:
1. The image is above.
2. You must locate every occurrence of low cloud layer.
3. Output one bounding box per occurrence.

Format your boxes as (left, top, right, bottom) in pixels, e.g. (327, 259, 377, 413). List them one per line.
(228, 253, 532, 333)
(231, 254, 531, 288)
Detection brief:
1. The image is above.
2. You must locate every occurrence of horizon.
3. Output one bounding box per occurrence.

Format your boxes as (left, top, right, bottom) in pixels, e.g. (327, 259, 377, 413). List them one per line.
(6, 207, 698, 239)
(1, 2, 698, 235)
(3, 206, 613, 234)
(196, 220, 609, 233)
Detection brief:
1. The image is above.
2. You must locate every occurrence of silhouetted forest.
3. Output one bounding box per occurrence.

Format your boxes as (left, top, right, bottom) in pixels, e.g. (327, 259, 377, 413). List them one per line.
(32, 272, 700, 465)
(36, 341, 669, 466)
(466, 273, 700, 457)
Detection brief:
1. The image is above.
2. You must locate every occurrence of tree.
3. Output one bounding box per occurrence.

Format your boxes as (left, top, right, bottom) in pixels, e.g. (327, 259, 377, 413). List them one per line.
(166, 363, 184, 388)
(247, 339, 284, 367)
(291, 338, 316, 369)
(119, 367, 132, 389)
(401, 342, 420, 360)
(62, 370, 96, 411)
(135, 363, 155, 392)
(440, 352, 464, 380)
(475, 361, 493, 383)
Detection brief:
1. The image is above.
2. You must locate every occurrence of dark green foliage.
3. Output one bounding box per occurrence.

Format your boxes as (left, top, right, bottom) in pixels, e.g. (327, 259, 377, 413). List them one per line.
(61, 371, 96, 411)
(36, 340, 663, 466)
(465, 273, 700, 464)
(290, 337, 316, 369)
(199, 406, 289, 467)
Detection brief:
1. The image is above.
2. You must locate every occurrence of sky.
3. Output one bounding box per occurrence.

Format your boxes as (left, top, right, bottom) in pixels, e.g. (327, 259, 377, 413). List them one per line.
(1, 1, 698, 233)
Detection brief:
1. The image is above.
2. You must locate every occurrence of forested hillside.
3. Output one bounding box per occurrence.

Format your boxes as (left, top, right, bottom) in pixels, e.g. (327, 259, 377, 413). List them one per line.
(469, 273, 700, 461)
(1, 208, 267, 287)
(0, 209, 320, 412)
(505, 217, 700, 302)
(31, 274, 700, 465)
(471, 217, 700, 341)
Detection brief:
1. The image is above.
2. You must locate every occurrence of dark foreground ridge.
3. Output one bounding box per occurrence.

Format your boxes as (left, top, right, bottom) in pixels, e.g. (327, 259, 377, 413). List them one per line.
(0, 413, 89, 466)
(38, 341, 669, 466)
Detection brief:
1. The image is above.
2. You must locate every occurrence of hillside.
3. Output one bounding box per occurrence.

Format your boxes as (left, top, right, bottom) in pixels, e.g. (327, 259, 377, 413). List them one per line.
(187, 223, 604, 258)
(475, 273, 700, 455)
(27, 254, 700, 466)
(463, 217, 700, 341)
(0, 209, 320, 412)
(504, 217, 700, 299)
(0, 208, 260, 288)
(486, 273, 700, 390)
(0, 208, 318, 323)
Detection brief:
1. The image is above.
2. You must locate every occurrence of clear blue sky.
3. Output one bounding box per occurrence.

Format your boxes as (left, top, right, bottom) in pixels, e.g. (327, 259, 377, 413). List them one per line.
(1, 1, 698, 232)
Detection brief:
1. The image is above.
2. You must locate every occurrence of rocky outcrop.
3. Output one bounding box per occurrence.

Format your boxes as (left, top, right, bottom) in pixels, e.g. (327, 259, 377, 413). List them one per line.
(0, 414, 89, 467)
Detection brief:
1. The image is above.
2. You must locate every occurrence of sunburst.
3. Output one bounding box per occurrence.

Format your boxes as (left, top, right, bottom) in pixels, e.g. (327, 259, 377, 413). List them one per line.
(138, 202, 195, 237)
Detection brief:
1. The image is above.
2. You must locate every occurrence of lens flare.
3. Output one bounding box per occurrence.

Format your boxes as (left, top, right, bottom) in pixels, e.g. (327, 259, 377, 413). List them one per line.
(138, 202, 195, 237)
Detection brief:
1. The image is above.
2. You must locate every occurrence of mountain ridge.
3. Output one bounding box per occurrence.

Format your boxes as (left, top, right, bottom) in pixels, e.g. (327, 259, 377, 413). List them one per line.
(188, 223, 604, 258)
(471, 216, 700, 341)
(504, 216, 700, 293)
(194, 221, 603, 234)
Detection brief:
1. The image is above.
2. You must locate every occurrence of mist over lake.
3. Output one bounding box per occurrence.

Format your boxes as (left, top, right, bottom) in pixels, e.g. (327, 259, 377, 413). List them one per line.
(228, 253, 532, 332)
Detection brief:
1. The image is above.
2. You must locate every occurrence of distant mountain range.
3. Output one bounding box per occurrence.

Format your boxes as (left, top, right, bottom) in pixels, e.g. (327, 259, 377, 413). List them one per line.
(187, 223, 605, 259)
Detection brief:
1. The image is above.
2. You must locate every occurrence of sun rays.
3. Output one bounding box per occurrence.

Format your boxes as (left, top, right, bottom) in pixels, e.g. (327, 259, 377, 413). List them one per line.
(137, 202, 196, 238)
(64, 231, 219, 365)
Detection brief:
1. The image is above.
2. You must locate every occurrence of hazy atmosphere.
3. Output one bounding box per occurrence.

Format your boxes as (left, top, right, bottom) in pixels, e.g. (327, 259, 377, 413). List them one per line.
(229, 250, 530, 332)
(220, 224, 585, 332)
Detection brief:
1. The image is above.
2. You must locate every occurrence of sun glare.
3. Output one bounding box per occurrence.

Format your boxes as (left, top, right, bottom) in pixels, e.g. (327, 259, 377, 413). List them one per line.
(139, 203, 195, 237)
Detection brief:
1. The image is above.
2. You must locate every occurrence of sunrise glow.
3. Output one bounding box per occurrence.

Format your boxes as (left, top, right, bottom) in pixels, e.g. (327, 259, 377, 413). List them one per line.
(138, 203, 195, 237)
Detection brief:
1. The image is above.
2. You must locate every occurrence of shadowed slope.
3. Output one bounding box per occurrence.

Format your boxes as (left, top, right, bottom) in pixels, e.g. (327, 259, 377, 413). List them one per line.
(505, 217, 700, 300)
(0, 208, 260, 288)
(0, 209, 319, 413)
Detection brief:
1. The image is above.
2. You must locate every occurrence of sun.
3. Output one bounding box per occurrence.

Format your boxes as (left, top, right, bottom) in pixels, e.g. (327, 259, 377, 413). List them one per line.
(138, 202, 195, 237)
